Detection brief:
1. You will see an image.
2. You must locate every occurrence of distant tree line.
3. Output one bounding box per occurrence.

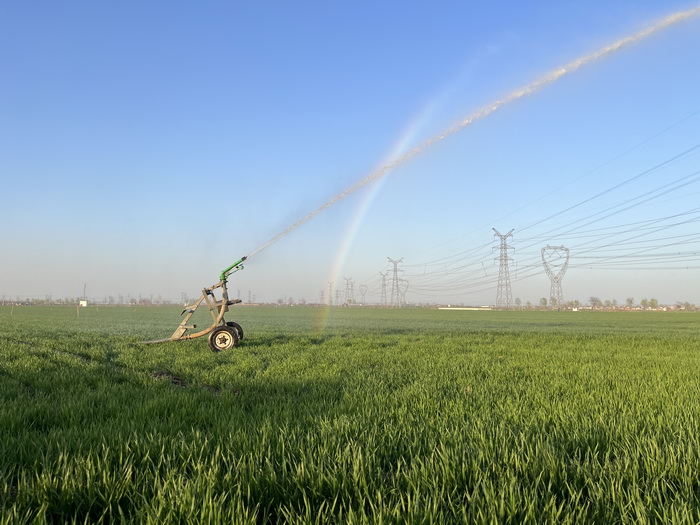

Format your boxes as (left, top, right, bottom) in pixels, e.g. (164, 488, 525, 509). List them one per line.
(512, 296, 696, 311)
(0, 295, 176, 306)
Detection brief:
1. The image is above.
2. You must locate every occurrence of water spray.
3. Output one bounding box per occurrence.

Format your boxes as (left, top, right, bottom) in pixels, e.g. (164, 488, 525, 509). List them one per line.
(247, 6, 700, 259)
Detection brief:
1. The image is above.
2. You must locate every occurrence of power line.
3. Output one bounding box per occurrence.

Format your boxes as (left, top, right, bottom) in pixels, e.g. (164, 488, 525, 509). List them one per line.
(337, 122, 700, 304)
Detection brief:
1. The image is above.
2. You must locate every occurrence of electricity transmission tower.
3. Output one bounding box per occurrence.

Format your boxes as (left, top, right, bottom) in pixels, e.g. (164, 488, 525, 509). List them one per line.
(541, 245, 570, 308)
(379, 272, 388, 307)
(327, 282, 333, 306)
(398, 278, 409, 308)
(493, 228, 515, 309)
(343, 277, 355, 305)
(387, 257, 404, 308)
(359, 285, 367, 305)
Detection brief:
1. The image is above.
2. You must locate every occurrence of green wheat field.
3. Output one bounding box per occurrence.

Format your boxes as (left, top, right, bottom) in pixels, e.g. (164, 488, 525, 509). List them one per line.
(1, 305, 700, 523)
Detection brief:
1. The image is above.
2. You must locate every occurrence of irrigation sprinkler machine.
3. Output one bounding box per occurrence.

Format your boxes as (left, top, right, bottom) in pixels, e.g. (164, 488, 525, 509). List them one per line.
(145, 256, 248, 352)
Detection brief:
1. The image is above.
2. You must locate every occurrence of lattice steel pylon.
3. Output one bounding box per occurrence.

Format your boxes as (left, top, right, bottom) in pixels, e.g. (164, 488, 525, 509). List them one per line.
(541, 245, 570, 308)
(398, 278, 409, 307)
(343, 277, 355, 305)
(379, 272, 388, 307)
(493, 228, 515, 309)
(387, 257, 404, 308)
(359, 284, 368, 305)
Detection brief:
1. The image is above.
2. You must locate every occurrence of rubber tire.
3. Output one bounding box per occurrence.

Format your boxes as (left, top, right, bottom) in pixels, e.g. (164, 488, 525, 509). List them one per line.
(226, 321, 244, 341)
(208, 325, 239, 352)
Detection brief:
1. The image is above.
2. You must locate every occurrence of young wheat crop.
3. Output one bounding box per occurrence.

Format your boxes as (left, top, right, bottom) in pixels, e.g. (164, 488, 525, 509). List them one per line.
(1, 306, 699, 523)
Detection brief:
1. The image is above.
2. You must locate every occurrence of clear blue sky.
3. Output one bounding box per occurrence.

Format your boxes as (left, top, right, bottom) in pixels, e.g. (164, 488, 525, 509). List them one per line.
(2, 1, 700, 306)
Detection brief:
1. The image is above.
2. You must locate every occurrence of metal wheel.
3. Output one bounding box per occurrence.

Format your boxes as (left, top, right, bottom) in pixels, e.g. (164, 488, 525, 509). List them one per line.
(226, 321, 244, 341)
(208, 325, 239, 352)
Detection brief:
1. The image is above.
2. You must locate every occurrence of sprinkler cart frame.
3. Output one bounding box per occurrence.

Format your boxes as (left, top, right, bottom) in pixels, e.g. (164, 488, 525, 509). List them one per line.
(144, 256, 247, 352)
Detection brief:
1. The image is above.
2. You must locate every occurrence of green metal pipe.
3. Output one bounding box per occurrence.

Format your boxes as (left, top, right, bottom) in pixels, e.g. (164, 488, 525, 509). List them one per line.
(220, 256, 247, 281)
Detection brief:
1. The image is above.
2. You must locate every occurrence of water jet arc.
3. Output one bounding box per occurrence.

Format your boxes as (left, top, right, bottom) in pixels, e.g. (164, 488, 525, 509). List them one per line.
(247, 6, 700, 260)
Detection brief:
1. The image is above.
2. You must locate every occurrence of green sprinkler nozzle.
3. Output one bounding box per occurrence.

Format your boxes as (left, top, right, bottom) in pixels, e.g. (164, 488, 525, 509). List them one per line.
(220, 256, 247, 281)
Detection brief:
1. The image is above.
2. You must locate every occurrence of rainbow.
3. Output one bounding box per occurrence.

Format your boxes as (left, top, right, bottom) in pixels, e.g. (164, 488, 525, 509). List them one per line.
(317, 104, 440, 330)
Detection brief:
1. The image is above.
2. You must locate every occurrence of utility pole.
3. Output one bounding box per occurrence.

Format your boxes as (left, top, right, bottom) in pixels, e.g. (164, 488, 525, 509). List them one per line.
(387, 257, 404, 308)
(541, 245, 570, 308)
(493, 228, 514, 309)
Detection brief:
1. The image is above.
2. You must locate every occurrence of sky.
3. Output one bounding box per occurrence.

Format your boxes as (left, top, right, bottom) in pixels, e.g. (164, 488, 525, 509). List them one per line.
(2, 1, 700, 306)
